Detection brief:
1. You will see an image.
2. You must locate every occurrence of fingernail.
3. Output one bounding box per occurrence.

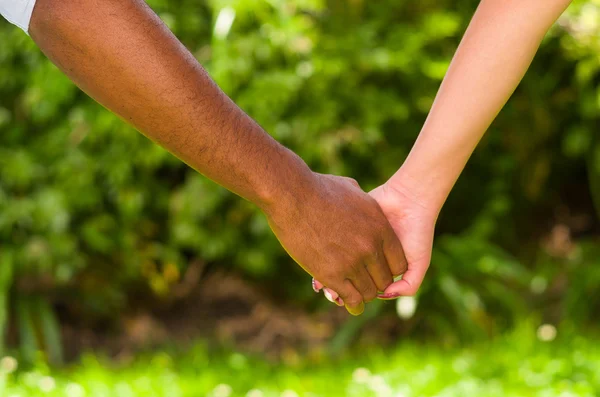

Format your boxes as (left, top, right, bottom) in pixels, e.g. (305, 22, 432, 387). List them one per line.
(378, 293, 401, 300)
(335, 297, 344, 306)
(324, 289, 336, 303)
(312, 279, 320, 293)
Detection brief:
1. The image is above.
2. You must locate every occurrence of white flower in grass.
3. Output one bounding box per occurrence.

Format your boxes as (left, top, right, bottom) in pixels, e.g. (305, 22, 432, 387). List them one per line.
(213, 384, 233, 397)
(0, 356, 18, 374)
(281, 390, 299, 397)
(537, 324, 557, 342)
(396, 296, 417, 319)
(38, 376, 56, 392)
(66, 382, 86, 397)
(246, 389, 264, 397)
(352, 367, 371, 384)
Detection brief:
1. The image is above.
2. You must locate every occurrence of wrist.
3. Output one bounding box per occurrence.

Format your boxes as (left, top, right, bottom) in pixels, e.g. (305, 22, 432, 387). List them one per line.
(382, 176, 442, 221)
(386, 156, 453, 217)
(252, 148, 318, 217)
(386, 126, 473, 215)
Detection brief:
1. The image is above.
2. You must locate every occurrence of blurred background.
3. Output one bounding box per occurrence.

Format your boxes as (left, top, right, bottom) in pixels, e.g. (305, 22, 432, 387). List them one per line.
(0, 0, 599, 396)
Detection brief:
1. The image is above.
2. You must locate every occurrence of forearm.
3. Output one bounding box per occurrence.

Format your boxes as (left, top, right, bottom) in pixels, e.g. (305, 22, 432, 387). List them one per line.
(28, 0, 313, 211)
(389, 0, 572, 213)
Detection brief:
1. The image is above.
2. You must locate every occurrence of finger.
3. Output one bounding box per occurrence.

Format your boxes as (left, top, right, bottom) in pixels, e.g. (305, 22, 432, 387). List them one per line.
(383, 226, 408, 277)
(335, 280, 365, 316)
(323, 288, 343, 306)
(313, 279, 325, 290)
(365, 251, 394, 292)
(378, 262, 430, 298)
(313, 280, 344, 305)
(351, 265, 379, 303)
(312, 278, 323, 292)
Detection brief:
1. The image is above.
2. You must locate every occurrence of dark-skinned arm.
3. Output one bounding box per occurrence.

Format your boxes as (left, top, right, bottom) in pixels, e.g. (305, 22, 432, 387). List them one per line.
(27, 0, 408, 315)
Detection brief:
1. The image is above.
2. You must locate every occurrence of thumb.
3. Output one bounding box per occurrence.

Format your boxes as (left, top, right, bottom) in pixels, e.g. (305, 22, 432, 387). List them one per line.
(378, 255, 431, 298)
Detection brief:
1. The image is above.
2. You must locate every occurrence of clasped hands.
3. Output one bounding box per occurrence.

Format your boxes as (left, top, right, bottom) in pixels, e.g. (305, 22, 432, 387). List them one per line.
(263, 171, 438, 316)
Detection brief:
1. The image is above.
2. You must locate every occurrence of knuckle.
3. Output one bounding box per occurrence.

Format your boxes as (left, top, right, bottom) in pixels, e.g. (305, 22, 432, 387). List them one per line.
(345, 294, 363, 307)
(376, 275, 394, 291)
(391, 265, 407, 278)
(348, 263, 365, 278)
(342, 260, 365, 278)
(320, 274, 340, 290)
(362, 278, 378, 294)
(363, 287, 377, 303)
(358, 240, 378, 258)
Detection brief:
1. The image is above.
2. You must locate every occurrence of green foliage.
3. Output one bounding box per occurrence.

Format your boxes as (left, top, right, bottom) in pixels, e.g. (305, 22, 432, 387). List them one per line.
(2, 326, 600, 396)
(0, 0, 599, 360)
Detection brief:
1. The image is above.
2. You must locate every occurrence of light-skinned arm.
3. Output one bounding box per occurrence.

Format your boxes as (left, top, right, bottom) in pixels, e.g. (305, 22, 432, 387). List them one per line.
(27, 0, 409, 315)
(378, 0, 574, 298)
(316, 0, 574, 303)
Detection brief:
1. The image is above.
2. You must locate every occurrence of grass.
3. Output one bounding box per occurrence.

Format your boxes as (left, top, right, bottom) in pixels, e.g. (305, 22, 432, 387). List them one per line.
(1, 323, 598, 397)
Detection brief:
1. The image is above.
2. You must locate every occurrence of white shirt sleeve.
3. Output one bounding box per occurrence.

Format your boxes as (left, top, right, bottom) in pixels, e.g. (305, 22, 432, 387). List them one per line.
(0, 0, 37, 34)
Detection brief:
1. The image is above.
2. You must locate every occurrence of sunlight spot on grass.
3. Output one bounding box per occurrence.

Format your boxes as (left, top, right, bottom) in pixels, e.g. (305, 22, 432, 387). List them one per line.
(537, 324, 557, 342)
(38, 376, 56, 393)
(0, 356, 18, 374)
(352, 367, 372, 384)
(65, 383, 86, 397)
(212, 383, 233, 397)
(246, 389, 264, 397)
(368, 375, 393, 397)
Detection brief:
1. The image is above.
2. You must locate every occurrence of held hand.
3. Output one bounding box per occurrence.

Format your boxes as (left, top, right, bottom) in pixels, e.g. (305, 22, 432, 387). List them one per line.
(314, 180, 437, 303)
(370, 182, 437, 298)
(265, 173, 407, 315)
